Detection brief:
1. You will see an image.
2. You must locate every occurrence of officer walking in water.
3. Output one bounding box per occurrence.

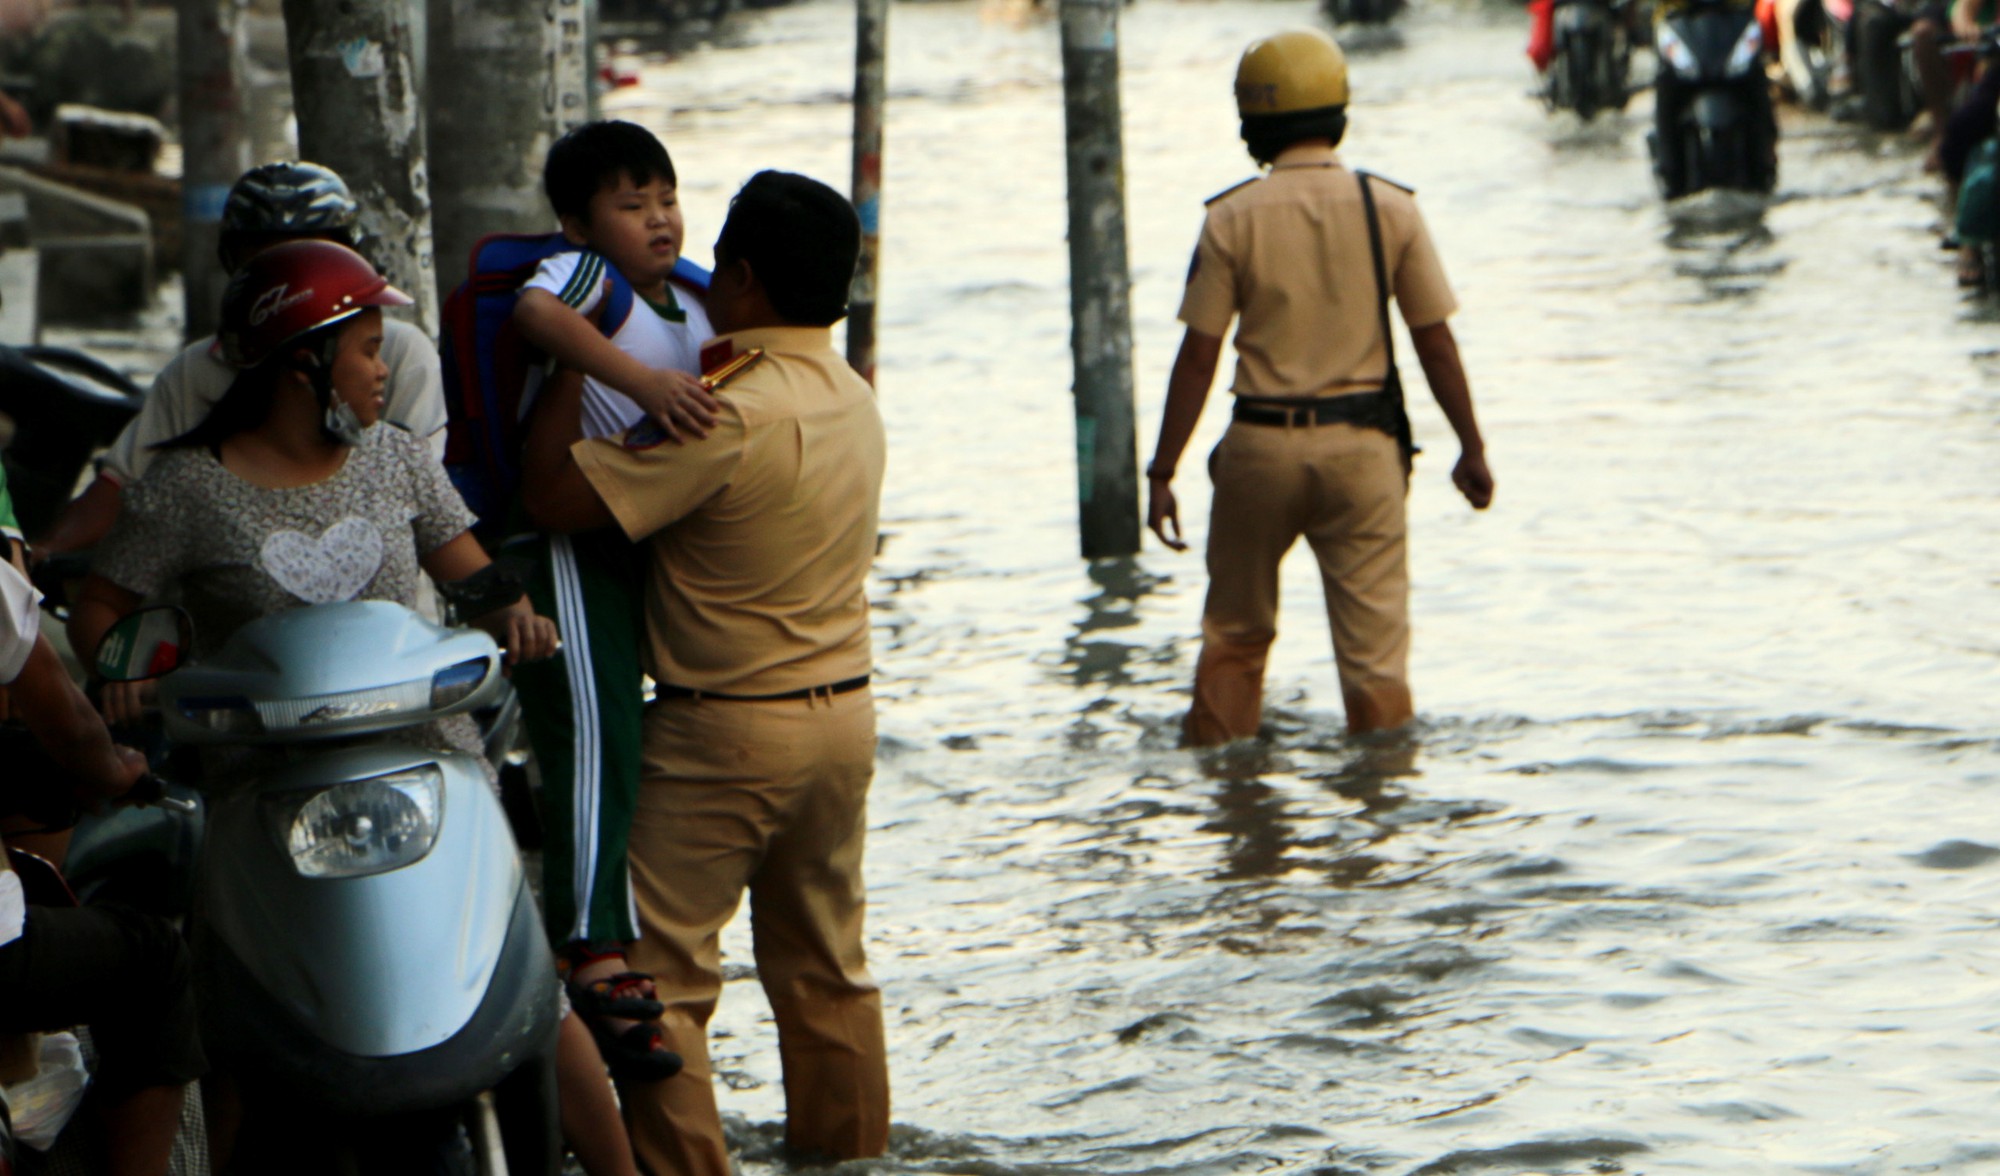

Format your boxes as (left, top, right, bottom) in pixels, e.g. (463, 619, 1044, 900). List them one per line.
(1146, 28, 1494, 746)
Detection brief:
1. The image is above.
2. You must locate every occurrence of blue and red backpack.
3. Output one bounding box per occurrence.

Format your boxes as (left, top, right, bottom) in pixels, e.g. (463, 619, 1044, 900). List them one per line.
(438, 232, 710, 541)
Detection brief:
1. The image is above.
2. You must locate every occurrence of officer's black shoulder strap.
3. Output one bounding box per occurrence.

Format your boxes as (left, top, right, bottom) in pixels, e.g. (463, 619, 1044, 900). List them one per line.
(1204, 177, 1258, 206)
(1355, 170, 1420, 470)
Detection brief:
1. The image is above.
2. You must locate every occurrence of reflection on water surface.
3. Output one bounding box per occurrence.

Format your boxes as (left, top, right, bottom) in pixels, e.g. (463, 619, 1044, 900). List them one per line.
(623, 2, 2000, 1170)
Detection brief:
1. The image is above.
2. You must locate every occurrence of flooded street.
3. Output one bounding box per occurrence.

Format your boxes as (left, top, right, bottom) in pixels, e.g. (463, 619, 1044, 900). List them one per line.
(33, 0, 1996, 1170)
(587, 1, 2000, 1170)
(607, 2, 2000, 1173)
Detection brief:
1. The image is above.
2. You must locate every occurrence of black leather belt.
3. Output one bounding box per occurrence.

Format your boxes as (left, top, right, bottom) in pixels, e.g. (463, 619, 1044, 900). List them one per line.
(1232, 391, 1392, 429)
(655, 675, 871, 702)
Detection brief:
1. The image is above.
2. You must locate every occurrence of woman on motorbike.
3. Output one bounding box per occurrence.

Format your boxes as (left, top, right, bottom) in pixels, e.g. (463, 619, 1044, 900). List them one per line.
(67, 239, 556, 721)
(64, 240, 645, 1176)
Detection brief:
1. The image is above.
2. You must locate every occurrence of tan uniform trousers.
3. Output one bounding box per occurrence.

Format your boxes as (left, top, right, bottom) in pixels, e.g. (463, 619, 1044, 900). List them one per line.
(622, 687, 888, 1176)
(1185, 418, 1413, 745)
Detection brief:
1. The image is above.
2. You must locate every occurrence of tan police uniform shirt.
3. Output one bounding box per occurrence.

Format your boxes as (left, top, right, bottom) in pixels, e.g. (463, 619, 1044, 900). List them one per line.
(572, 326, 886, 696)
(1179, 144, 1458, 400)
(98, 318, 450, 486)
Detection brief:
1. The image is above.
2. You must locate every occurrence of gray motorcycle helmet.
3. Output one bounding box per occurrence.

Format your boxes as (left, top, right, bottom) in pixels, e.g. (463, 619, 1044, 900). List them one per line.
(220, 161, 359, 241)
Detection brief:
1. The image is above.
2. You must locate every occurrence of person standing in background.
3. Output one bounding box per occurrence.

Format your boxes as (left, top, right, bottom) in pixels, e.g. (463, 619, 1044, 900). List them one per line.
(1146, 28, 1494, 746)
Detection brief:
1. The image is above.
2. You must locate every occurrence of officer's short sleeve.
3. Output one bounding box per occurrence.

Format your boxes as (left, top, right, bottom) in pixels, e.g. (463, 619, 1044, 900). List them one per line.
(1392, 202, 1458, 329)
(571, 412, 746, 543)
(0, 560, 39, 686)
(1176, 215, 1239, 339)
(523, 250, 608, 316)
(381, 319, 449, 446)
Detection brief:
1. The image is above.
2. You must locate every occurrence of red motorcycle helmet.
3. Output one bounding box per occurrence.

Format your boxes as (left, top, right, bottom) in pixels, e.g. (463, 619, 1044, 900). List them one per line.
(218, 239, 412, 369)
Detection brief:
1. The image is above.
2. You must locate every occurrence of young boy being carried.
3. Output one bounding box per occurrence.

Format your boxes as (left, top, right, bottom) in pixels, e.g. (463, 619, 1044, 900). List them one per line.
(511, 119, 717, 1081)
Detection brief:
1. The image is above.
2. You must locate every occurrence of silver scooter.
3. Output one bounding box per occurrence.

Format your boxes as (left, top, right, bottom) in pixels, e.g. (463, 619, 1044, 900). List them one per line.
(97, 602, 561, 1176)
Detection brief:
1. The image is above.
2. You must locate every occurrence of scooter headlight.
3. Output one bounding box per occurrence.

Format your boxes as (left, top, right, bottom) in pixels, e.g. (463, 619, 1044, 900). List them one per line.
(265, 766, 444, 879)
(1725, 21, 1765, 76)
(1657, 24, 1699, 76)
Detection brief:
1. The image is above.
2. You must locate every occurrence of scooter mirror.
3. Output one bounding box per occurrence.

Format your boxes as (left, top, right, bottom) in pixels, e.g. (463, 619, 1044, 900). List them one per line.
(93, 606, 194, 682)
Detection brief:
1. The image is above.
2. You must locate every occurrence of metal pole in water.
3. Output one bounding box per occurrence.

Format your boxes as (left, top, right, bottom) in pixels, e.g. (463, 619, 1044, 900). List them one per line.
(848, 0, 887, 385)
(176, 0, 250, 343)
(427, 0, 588, 310)
(1059, 0, 1139, 560)
(280, 0, 439, 339)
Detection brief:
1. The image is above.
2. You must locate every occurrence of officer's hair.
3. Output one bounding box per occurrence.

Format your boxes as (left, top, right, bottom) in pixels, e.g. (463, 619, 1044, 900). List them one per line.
(543, 120, 679, 224)
(715, 171, 860, 327)
(1241, 107, 1348, 165)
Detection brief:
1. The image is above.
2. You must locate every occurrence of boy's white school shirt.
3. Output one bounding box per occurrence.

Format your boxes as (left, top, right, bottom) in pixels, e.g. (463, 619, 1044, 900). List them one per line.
(522, 249, 716, 441)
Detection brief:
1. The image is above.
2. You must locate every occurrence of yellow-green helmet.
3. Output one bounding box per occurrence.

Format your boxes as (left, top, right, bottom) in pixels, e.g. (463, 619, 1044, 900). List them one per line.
(1235, 29, 1349, 117)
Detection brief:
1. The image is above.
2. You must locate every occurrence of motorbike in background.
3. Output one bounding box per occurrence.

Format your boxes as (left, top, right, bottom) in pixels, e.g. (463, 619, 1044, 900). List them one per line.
(1773, 0, 1854, 109)
(1547, 0, 1638, 119)
(94, 602, 562, 1176)
(1651, 0, 1780, 198)
(1323, 0, 1404, 25)
(1852, 0, 1923, 128)
(0, 344, 142, 541)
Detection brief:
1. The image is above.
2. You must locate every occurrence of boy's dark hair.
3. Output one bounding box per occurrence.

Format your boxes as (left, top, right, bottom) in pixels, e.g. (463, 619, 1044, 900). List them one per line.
(543, 120, 678, 224)
(715, 171, 860, 326)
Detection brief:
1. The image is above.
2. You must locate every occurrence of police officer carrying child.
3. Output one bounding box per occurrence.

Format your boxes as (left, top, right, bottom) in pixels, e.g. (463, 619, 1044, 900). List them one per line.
(1146, 28, 1494, 746)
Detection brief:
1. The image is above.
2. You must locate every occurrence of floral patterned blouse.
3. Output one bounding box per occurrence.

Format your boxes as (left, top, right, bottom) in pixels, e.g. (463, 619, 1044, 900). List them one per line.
(94, 424, 486, 772)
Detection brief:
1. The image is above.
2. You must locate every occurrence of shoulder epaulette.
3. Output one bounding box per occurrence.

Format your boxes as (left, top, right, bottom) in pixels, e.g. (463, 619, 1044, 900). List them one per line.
(1356, 169, 1416, 195)
(700, 346, 765, 392)
(1204, 177, 1258, 206)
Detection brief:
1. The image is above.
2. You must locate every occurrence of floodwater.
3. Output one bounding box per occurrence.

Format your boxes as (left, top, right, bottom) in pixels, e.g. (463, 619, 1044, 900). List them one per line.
(608, 3, 2000, 1172)
(56, 0, 2000, 1171)
(611, 2, 2000, 1173)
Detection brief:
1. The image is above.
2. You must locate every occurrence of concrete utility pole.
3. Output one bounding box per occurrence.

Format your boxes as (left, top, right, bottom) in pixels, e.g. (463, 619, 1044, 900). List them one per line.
(1058, 0, 1138, 560)
(281, 0, 438, 338)
(847, 0, 886, 385)
(428, 0, 593, 309)
(177, 0, 251, 343)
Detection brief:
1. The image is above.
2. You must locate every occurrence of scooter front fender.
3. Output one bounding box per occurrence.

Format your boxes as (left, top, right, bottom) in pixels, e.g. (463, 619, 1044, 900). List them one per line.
(195, 744, 525, 1057)
(1694, 88, 1747, 127)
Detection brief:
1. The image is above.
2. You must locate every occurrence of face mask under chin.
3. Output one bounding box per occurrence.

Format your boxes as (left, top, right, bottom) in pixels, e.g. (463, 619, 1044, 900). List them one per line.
(322, 396, 371, 446)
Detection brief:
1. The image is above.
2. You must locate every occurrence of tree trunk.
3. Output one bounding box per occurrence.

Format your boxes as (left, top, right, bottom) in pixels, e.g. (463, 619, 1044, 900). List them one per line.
(427, 0, 593, 307)
(281, 0, 438, 338)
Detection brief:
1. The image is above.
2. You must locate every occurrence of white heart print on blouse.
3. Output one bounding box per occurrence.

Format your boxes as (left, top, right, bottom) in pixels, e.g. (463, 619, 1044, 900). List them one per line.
(259, 516, 387, 604)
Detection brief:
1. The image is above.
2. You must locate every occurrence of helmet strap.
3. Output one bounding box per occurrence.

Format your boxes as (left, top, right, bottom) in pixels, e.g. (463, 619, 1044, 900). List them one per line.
(293, 334, 367, 447)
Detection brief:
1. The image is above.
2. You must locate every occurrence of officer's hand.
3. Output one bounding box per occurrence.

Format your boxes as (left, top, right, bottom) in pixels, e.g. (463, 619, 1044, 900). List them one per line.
(634, 369, 721, 444)
(1148, 478, 1188, 552)
(99, 680, 158, 727)
(1453, 451, 1494, 510)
